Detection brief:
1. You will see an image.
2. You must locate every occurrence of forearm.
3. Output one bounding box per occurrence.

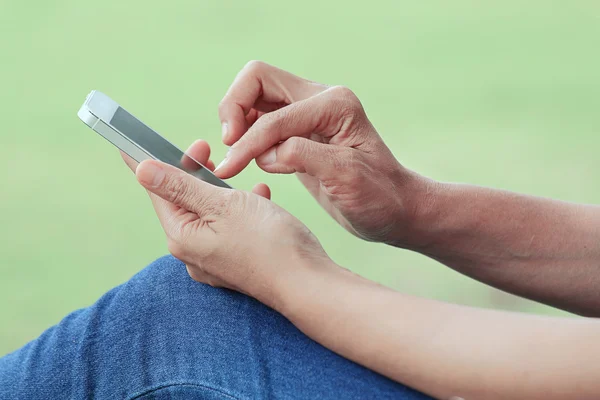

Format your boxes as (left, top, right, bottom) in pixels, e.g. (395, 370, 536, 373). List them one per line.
(274, 259, 600, 400)
(405, 180, 600, 316)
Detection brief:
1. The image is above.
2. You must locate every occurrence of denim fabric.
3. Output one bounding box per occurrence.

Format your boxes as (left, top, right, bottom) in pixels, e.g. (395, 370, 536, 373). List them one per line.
(0, 255, 431, 399)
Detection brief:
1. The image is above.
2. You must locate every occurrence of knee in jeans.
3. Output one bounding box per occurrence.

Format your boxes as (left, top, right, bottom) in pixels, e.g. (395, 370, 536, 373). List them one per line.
(111, 255, 250, 321)
(134, 254, 190, 287)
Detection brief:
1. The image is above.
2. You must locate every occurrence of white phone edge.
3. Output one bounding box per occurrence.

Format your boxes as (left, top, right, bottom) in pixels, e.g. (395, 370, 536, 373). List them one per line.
(77, 91, 153, 163)
(77, 90, 232, 189)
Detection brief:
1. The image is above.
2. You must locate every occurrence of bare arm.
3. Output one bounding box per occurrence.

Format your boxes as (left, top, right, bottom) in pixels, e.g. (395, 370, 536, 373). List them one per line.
(127, 147, 600, 400)
(406, 182, 600, 316)
(215, 61, 600, 316)
(278, 257, 600, 400)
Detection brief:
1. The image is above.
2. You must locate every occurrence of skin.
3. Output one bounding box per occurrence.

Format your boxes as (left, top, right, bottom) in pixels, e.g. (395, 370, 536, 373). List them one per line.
(122, 61, 600, 399)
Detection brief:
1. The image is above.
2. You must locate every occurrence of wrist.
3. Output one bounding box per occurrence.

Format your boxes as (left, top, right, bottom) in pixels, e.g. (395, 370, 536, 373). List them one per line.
(401, 181, 481, 256)
(267, 253, 342, 319)
(386, 169, 445, 251)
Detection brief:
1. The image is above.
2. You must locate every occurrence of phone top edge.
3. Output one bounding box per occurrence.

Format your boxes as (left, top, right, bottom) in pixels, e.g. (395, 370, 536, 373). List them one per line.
(77, 91, 155, 162)
(77, 104, 98, 127)
(83, 90, 120, 122)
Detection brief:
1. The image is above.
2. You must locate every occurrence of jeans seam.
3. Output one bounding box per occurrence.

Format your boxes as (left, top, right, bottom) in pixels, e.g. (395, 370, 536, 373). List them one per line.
(127, 381, 245, 400)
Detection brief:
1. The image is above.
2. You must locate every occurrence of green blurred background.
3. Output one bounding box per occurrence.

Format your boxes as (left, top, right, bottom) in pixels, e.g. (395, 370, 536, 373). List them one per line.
(1, 1, 598, 355)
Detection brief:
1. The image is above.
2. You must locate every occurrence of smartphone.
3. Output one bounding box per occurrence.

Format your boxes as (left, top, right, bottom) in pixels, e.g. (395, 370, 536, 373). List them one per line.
(77, 90, 231, 189)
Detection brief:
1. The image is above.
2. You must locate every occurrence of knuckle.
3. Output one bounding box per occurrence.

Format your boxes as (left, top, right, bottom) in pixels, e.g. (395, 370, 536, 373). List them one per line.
(280, 137, 305, 164)
(217, 99, 229, 115)
(248, 112, 286, 153)
(255, 110, 283, 132)
(244, 60, 267, 74)
(329, 85, 361, 115)
(331, 85, 356, 100)
(165, 176, 189, 206)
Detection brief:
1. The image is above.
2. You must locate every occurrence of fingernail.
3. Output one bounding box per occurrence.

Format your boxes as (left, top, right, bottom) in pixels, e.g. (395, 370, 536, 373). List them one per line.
(215, 148, 232, 171)
(215, 157, 229, 171)
(261, 147, 277, 165)
(138, 162, 165, 187)
(221, 122, 228, 140)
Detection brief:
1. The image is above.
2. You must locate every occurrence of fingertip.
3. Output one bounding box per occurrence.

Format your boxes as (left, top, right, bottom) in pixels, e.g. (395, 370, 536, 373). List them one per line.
(213, 151, 234, 178)
(136, 160, 165, 188)
(222, 136, 234, 147)
(252, 183, 271, 200)
(213, 166, 233, 179)
(221, 122, 230, 144)
(121, 151, 138, 172)
(206, 160, 216, 171)
(186, 139, 211, 162)
(213, 160, 245, 180)
(222, 122, 244, 146)
(219, 105, 249, 147)
(189, 138, 210, 148)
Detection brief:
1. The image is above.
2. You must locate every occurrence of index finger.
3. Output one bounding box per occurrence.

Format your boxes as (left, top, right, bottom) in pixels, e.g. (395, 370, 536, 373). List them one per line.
(218, 60, 326, 146)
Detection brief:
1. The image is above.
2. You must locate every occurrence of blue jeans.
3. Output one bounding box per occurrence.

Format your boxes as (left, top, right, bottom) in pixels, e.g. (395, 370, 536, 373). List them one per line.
(0, 256, 431, 399)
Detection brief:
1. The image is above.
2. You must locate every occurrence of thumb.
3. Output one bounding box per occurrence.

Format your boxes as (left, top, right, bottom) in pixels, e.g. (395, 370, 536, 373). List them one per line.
(255, 137, 352, 179)
(136, 160, 220, 213)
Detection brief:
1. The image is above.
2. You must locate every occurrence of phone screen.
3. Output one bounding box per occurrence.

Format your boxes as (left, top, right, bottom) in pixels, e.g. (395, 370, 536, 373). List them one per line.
(110, 107, 231, 189)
